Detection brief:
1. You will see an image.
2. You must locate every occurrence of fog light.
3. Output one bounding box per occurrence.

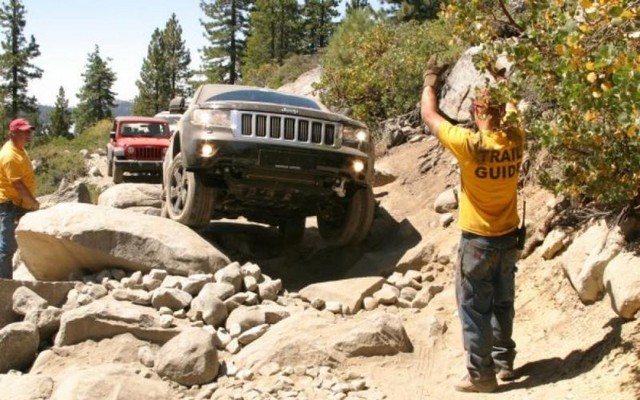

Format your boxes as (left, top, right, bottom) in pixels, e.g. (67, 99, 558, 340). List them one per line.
(201, 143, 216, 157)
(352, 159, 365, 173)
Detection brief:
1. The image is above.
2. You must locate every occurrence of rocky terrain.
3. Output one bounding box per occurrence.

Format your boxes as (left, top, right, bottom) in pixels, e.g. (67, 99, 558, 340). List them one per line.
(0, 51, 638, 400)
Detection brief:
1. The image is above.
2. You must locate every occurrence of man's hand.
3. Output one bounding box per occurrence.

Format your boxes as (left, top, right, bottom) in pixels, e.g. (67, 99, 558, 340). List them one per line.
(422, 55, 448, 88)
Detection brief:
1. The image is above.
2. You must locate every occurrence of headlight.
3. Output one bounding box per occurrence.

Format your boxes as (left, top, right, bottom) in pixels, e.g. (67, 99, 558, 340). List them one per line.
(342, 126, 369, 142)
(352, 159, 365, 173)
(191, 109, 231, 128)
(126, 146, 135, 155)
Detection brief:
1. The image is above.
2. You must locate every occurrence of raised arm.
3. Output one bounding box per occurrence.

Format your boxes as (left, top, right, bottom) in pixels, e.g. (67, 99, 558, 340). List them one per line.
(420, 85, 446, 139)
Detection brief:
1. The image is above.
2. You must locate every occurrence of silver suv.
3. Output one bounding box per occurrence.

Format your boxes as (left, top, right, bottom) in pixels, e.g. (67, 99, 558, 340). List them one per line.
(161, 84, 375, 247)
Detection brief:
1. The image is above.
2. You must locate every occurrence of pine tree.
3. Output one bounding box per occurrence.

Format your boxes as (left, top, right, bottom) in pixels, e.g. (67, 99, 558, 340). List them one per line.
(0, 0, 42, 123)
(48, 86, 72, 137)
(381, 0, 441, 21)
(132, 28, 168, 116)
(244, 0, 302, 68)
(201, 0, 252, 84)
(346, 0, 370, 13)
(74, 45, 117, 135)
(162, 14, 191, 96)
(301, 0, 339, 54)
(133, 15, 192, 115)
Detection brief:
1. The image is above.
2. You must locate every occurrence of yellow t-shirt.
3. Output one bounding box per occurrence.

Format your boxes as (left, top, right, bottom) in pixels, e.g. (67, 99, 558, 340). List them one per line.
(438, 121, 524, 236)
(0, 141, 36, 207)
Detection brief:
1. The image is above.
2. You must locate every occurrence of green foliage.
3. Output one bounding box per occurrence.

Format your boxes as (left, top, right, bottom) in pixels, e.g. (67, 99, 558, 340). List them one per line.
(30, 119, 110, 196)
(244, 0, 302, 68)
(242, 53, 320, 88)
(201, 0, 252, 84)
(346, 0, 371, 14)
(381, 0, 443, 21)
(443, 0, 640, 207)
(48, 86, 72, 137)
(316, 11, 462, 126)
(74, 45, 116, 135)
(301, 0, 339, 53)
(0, 0, 42, 122)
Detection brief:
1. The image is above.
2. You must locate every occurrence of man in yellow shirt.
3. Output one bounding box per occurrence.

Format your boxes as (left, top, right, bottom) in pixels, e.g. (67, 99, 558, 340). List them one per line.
(421, 80, 524, 392)
(0, 118, 39, 279)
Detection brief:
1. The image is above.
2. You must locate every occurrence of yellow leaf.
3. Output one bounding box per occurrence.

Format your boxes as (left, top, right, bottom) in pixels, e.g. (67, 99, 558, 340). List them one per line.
(555, 45, 566, 55)
(592, 91, 602, 98)
(580, 0, 593, 8)
(601, 81, 613, 91)
(628, 126, 637, 137)
(584, 110, 598, 122)
(587, 72, 597, 82)
(579, 24, 591, 32)
(620, 10, 635, 19)
(586, 62, 595, 70)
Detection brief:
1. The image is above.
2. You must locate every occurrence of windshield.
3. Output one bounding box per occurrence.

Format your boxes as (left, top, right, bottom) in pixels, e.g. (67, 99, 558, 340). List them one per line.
(203, 90, 321, 110)
(120, 122, 169, 136)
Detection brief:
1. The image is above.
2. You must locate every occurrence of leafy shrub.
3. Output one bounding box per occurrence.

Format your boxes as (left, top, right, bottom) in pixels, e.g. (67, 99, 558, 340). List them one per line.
(443, 0, 639, 208)
(316, 10, 463, 127)
(242, 54, 321, 88)
(30, 119, 111, 196)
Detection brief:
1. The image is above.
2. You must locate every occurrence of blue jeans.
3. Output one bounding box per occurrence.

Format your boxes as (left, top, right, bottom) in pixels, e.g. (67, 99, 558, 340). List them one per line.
(0, 202, 19, 279)
(455, 231, 519, 378)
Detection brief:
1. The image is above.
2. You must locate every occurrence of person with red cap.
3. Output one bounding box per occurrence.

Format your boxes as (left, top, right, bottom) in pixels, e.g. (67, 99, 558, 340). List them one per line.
(0, 118, 39, 279)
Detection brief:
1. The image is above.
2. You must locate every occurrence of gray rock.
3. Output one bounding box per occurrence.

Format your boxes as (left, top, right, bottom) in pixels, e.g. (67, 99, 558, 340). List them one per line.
(225, 304, 290, 334)
(214, 262, 243, 292)
(0, 374, 54, 400)
(0, 322, 39, 373)
(24, 307, 63, 343)
(299, 277, 385, 315)
(97, 183, 162, 209)
(604, 251, 640, 318)
(155, 328, 219, 386)
(12, 286, 49, 316)
(190, 285, 229, 327)
(434, 188, 458, 214)
(151, 288, 192, 311)
(112, 288, 152, 305)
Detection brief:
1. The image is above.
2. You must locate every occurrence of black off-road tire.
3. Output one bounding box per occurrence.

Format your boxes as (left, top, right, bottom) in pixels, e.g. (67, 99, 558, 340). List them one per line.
(107, 156, 113, 177)
(164, 152, 214, 228)
(278, 217, 306, 247)
(318, 186, 375, 247)
(112, 158, 123, 184)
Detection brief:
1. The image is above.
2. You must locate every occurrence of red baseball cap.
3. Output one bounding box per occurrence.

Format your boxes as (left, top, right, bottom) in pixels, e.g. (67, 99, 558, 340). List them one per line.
(9, 118, 34, 132)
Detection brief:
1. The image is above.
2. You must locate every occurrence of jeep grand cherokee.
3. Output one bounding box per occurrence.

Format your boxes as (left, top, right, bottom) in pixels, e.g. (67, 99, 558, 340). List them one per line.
(161, 84, 375, 246)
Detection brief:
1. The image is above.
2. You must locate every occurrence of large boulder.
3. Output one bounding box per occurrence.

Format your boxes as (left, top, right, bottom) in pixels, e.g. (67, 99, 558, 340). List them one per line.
(298, 277, 385, 315)
(50, 364, 173, 400)
(38, 181, 92, 209)
(233, 310, 412, 371)
(16, 203, 230, 280)
(154, 328, 219, 386)
(0, 374, 54, 400)
(54, 299, 181, 346)
(604, 251, 640, 319)
(0, 280, 75, 330)
(559, 220, 625, 304)
(97, 183, 163, 214)
(0, 321, 39, 373)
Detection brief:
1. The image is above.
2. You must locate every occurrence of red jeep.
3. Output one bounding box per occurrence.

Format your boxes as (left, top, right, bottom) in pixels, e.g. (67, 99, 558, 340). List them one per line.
(107, 116, 171, 183)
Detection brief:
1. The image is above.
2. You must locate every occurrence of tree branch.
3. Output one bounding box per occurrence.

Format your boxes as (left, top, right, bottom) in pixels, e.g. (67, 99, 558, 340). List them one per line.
(498, 0, 524, 33)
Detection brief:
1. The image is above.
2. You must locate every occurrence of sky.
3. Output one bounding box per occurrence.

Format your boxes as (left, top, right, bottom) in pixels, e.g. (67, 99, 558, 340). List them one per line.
(22, 0, 383, 107)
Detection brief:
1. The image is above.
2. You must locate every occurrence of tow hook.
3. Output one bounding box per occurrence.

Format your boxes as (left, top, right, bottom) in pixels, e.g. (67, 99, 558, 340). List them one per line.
(332, 178, 347, 197)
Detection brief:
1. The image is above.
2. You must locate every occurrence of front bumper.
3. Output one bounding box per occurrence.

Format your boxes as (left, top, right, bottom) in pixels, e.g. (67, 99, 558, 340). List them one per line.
(114, 159, 163, 172)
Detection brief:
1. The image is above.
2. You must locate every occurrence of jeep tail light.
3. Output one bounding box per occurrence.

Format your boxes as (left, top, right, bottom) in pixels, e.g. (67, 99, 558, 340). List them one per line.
(192, 110, 231, 129)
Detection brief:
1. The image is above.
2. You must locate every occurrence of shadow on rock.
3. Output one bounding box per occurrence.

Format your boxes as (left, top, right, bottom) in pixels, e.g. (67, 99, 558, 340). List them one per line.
(198, 206, 422, 291)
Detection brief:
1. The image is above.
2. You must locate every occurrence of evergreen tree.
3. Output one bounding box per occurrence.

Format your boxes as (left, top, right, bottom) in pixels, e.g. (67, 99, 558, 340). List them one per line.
(48, 86, 72, 137)
(74, 45, 117, 135)
(382, 0, 441, 21)
(0, 0, 42, 124)
(132, 28, 168, 116)
(346, 0, 370, 13)
(162, 14, 191, 96)
(133, 15, 191, 115)
(201, 0, 252, 84)
(301, 0, 339, 53)
(244, 0, 302, 68)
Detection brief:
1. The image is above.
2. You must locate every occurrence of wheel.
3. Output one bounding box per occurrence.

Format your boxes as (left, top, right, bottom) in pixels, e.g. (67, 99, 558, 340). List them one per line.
(107, 156, 113, 177)
(112, 158, 123, 184)
(318, 186, 375, 247)
(164, 152, 214, 228)
(278, 217, 306, 247)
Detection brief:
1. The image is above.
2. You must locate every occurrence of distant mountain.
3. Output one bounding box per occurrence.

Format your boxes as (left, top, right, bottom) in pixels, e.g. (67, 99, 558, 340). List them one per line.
(37, 99, 133, 125)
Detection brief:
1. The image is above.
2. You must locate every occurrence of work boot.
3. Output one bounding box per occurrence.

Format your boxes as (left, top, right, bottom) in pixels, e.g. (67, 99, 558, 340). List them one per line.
(454, 374, 498, 393)
(496, 367, 517, 381)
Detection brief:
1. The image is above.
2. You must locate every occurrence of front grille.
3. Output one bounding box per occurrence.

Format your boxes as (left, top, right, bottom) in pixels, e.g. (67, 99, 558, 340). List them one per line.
(238, 112, 336, 146)
(133, 147, 163, 160)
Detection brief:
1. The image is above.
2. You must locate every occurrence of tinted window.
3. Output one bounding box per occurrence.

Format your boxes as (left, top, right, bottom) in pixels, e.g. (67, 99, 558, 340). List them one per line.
(120, 122, 169, 136)
(204, 90, 321, 110)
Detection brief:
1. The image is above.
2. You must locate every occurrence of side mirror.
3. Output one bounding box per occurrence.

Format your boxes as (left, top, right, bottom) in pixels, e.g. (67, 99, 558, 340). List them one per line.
(109, 131, 116, 140)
